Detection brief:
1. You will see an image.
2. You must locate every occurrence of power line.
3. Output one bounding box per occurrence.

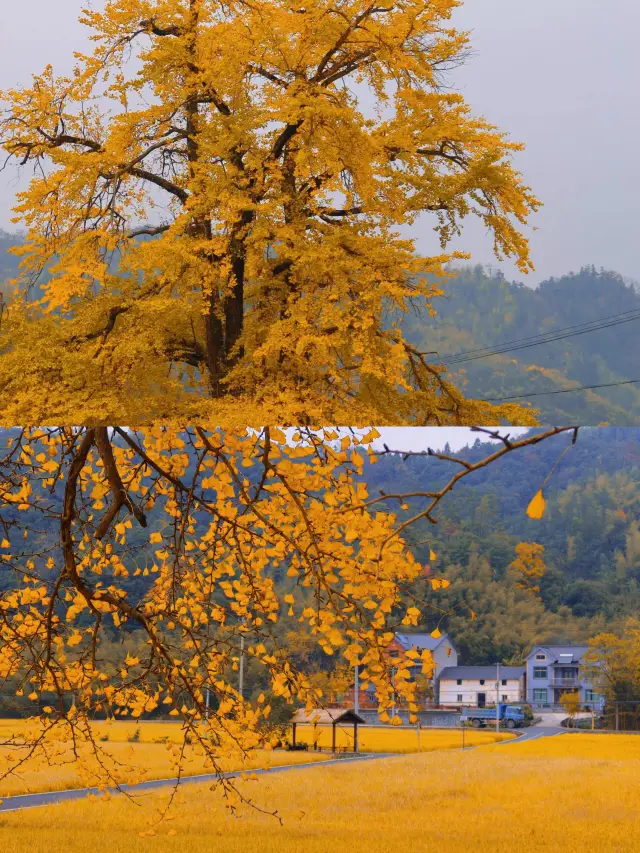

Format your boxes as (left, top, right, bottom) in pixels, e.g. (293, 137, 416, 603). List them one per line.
(485, 378, 640, 402)
(442, 306, 640, 362)
(442, 309, 640, 366)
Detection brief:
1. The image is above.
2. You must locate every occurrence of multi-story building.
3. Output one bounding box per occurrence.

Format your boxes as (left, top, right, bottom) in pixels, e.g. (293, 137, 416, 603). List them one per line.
(438, 666, 524, 707)
(524, 645, 604, 710)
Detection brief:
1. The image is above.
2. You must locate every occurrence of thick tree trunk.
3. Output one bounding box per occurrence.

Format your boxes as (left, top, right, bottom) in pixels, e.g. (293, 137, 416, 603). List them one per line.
(204, 294, 225, 396)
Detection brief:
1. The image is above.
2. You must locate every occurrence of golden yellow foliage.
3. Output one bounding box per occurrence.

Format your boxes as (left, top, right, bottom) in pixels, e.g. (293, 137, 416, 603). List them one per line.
(508, 541, 546, 597)
(526, 489, 546, 519)
(0, 0, 541, 425)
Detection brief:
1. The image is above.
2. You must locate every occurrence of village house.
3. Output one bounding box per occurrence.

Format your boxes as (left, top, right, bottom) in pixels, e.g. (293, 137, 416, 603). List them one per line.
(437, 666, 525, 707)
(524, 645, 604, 710)
(344, 632, 458, 709)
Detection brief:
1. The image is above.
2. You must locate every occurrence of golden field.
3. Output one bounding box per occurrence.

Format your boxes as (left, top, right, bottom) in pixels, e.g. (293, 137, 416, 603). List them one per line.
(0, 719, 509, 797)
(1, 733, 639, 853)
(293, 722, 512, 752)
(0, 720, 328, 797)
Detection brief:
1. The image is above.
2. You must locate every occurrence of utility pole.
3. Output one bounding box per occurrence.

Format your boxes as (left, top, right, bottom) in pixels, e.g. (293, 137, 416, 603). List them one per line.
(354, 664, 360, 753)
(496, 662, 500, 735)
(205, 685, 210, 720)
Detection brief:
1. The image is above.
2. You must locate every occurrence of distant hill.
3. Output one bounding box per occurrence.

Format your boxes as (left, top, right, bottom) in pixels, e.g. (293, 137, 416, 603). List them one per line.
(366, 427, 640, 661)
(403, 264, 640, 424)
(0, 230, 21, 289)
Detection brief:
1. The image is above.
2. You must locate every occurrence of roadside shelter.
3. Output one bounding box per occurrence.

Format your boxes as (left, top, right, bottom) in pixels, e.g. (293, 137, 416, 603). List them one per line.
(290, 708, 365, 753)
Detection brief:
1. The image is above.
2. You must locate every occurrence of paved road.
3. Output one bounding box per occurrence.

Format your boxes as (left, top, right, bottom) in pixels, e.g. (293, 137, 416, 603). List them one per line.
(0, 752, 399, 814)
(498, 725, 565, 743)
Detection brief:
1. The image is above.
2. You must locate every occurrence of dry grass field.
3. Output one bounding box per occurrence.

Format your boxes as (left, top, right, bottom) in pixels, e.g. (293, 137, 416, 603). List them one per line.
(1, 733, 639, 853)
(0, 719, 509, 797)
(0, 719, 328, 798)
(293, 723, 512, 752)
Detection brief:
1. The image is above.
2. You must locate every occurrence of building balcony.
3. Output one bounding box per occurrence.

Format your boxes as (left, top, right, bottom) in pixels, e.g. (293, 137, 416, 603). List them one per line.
(549, 678, 580, 688)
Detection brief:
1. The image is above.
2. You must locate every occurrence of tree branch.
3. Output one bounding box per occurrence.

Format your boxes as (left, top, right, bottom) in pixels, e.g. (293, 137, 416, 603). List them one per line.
(94, 427, 147, 540)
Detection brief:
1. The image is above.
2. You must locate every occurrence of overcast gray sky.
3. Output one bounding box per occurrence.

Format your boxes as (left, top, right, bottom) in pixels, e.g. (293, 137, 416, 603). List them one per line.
(374, 427, 528, 453)
(1, 0, 638, 286)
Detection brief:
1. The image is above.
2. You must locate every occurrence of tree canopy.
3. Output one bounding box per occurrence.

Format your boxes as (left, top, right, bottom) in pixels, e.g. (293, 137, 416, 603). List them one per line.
(0, 0, 540, 425)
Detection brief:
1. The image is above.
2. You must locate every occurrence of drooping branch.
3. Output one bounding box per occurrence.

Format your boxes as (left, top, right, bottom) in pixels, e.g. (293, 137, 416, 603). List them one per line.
(93, 427, 147, 540)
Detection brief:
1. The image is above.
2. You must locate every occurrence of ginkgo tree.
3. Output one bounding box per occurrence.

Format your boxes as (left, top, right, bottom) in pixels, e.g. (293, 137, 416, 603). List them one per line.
(0, 0, 541, 425)
(0, 424, 575, 819)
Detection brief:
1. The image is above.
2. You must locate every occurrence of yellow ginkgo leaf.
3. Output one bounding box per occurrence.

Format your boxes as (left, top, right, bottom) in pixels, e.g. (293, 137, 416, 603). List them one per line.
(430, 628, 442, 639)
(429, 548, 437, 561)
(0, 539, 9, 549)
(526, 489, 546, 519)
(149, 532, 162, 544)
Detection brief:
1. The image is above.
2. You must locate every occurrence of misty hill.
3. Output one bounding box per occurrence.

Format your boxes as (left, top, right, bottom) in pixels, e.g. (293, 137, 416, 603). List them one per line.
(403, 264, 640, 424)
(0, 230, 21, 288)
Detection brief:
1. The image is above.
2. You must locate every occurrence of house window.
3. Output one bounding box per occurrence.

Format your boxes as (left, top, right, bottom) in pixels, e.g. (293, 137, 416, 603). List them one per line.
(502, 695, 508, 702)
(456, 679, 462, 685)
(585, 689, 600, 702)
(533, 667, 547, 679)
(457, 694, 463, 702)
(479, 680, 485, 685)
(535, 653, 546, 661)
(501, 679, 507, 686)
(533, 689, 547, 702)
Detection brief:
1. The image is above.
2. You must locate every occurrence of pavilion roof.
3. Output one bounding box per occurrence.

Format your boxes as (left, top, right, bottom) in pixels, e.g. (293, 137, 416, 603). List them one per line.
(291, 708, 365, 725)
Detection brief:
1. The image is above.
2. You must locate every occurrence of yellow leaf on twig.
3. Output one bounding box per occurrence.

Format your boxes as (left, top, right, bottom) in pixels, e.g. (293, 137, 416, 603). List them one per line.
(526, 490, 546, 519)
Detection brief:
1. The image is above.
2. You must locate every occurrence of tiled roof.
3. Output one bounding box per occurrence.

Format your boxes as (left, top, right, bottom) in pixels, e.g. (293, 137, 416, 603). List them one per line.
(394, 632, 453, 652)
(438, 666, 525, 681)
(526, 645, 589, 662)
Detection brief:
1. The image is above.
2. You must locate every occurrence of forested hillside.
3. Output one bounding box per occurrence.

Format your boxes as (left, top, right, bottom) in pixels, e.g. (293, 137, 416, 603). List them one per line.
(403, 265, 640, 424)
(0, 231, 19, 289)
(366, 427, 640, 662)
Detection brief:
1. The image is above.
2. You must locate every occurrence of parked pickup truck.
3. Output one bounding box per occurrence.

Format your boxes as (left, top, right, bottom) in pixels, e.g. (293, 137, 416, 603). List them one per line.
(460, 703, 526, 729)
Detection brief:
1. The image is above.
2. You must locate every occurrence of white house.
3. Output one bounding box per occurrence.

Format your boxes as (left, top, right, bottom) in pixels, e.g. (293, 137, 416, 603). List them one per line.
(437, 666, 525, 707)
